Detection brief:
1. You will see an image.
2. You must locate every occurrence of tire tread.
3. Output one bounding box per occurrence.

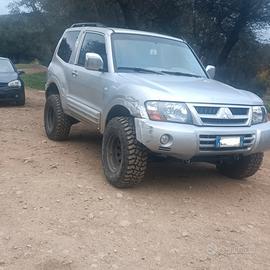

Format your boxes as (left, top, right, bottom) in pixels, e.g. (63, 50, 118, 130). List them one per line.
(102, 116, 148, 188)
(217, 153, 263, 179)
(44, 95, 71, 141)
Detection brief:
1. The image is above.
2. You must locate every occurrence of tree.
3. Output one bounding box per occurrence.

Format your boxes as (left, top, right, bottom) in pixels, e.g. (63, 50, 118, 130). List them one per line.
(2, 0, 270, 95)
(193, 0, 270, 66)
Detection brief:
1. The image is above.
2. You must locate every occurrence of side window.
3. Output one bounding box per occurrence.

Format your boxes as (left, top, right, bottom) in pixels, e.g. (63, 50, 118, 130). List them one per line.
(57, 31, 80, 63)
(78, 33, 108, 71)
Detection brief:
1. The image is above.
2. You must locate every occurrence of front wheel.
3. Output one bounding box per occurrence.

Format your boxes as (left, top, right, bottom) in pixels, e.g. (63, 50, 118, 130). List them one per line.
(216, 153, 264, 179)
(16, 90, 25, 106)
(102, 117, 148, 188)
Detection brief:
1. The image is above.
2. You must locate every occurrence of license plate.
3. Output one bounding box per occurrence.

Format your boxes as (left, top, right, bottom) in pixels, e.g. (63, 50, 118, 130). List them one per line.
(216, 136, 242, 148)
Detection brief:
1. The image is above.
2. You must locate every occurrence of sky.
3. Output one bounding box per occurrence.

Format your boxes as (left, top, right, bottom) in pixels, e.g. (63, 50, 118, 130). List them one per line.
(0, 0, 11, 15)
(258, 27, 270, 43)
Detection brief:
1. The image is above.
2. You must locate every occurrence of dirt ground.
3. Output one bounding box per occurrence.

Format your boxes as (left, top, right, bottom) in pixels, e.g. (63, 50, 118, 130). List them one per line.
(0, 90, 270, 270)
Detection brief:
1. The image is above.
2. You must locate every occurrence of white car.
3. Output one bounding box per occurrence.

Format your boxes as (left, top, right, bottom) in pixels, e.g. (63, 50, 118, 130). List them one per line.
(44, 23, 270, 188)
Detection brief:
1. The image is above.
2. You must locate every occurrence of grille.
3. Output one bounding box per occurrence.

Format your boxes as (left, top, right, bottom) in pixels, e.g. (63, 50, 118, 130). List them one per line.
(199, 134, 255, 152)
(194, 105, 250, 126)
(0, 82, 8, 88)
(195, 106, 219, 115)
(158, 146, 171, 152)
(229, 107, 249, 115)
(200, 118, 247, 125)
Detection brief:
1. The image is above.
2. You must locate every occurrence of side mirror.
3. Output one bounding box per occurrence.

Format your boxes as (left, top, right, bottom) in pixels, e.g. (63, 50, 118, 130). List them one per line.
(18, 70, 25, 76)
(206, 65, 216, 79)
(85, 53, 104, 71)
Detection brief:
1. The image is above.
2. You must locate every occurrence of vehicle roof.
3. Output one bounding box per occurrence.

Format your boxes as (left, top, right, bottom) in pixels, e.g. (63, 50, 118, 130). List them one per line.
(68, 26, 184, 42)
(0, 57, 9, 60)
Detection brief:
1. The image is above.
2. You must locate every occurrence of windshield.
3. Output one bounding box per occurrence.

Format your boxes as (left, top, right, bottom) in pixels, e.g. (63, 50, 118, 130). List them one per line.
(0, 59, 15, 73)
(112, 33, 207, 78)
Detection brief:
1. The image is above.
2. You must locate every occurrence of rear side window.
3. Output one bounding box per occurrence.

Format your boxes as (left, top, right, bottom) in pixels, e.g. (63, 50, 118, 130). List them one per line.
(77, 32, 108, 71)
(57, 31, 80, 63)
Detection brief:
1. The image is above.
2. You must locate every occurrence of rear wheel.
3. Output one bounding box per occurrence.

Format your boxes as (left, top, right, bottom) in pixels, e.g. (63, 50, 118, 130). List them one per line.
(216, 153, 264, 179)
(102, 117, 148, 188)
(44, 94, 71, 141)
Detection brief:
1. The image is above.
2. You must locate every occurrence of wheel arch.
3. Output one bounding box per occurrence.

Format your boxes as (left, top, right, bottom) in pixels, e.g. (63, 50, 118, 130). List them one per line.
(46, 82, 60, 99)
(104, 105, 132, 128)
(101, 97, 147, 133)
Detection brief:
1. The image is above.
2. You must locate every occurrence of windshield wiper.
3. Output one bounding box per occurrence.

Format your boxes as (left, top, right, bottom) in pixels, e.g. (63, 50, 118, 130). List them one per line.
(117, 67, 164, 75)
(161, 70, 202, 78)
(117, 67, 201, 77)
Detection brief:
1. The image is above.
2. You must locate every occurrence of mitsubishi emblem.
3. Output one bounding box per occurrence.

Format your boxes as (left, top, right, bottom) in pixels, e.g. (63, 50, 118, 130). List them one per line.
(217, 108, 233, 119)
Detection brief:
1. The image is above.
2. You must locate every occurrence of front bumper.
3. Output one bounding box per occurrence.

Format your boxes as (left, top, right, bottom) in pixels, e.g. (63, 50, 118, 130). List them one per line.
(135, 118, 270, 160)
(0, 87, 24, 102)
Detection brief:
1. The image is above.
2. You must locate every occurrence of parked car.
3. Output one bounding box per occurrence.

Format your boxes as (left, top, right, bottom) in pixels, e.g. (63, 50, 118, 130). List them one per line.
(0, 57, 25, 106)
(44, 23, 270, 188)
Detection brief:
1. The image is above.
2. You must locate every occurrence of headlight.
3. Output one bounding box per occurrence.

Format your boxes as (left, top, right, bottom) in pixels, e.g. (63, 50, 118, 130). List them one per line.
(145, 101, 192, 123)
(252, 106, 268, 125)
(8, 80, 22, 88)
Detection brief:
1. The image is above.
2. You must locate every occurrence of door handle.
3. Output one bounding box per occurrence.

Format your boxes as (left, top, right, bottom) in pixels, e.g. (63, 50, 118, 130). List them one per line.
(72, 70, 78, 77)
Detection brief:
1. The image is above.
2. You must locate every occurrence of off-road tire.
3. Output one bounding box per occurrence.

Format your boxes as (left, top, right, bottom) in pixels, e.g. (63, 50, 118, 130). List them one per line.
(102, 117, 148, 188)
(16, 90, 25, 106)
(44, 94, 71, 141)
(216, 153, 264, 179)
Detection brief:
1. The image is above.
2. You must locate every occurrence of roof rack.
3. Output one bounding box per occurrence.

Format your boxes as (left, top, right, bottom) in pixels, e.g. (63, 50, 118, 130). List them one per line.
(71, 22, 106, 28)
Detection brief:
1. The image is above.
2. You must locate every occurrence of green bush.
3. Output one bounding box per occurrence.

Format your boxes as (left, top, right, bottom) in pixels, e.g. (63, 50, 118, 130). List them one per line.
(266, 103, 270, 113)
(21, 72, 46, 90)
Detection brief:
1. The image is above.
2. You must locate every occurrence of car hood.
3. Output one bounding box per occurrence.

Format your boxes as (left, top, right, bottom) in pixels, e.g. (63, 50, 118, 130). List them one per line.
(0, 72, 18, 84)
(118, 73, 263, 106)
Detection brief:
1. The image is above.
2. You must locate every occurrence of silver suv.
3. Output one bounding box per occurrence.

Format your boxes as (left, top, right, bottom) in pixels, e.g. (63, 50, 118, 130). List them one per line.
(44, 23, 270, 188)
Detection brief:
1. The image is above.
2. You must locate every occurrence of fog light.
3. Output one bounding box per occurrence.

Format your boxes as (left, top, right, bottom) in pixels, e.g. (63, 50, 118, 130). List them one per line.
(160, 134, 170, 145)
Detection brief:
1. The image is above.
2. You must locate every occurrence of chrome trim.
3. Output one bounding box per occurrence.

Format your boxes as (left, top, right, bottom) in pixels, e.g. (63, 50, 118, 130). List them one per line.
(187, 103, 252, 127)
(199, 134, 255, 152)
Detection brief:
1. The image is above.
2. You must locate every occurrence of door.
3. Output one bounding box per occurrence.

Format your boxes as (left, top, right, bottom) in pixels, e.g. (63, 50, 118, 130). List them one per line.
(68, 32, 108, 125)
